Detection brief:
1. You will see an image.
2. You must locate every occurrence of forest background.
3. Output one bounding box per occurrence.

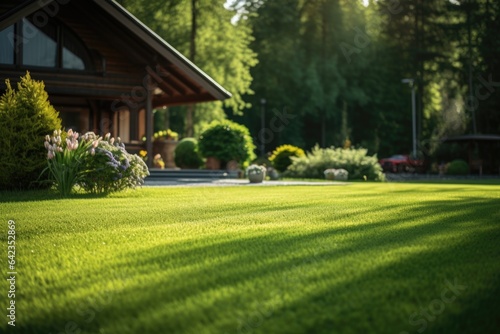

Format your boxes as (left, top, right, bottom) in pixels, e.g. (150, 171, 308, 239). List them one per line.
(117, 0, 500, 159)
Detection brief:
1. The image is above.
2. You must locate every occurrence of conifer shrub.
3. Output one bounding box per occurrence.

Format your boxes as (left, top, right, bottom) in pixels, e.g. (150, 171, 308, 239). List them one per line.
(0, 73, 61, 190)
(269, 144, 305, 172)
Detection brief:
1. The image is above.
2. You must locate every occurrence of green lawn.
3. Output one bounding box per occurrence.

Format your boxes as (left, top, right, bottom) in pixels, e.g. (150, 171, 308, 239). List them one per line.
(1, 183, 499, 334)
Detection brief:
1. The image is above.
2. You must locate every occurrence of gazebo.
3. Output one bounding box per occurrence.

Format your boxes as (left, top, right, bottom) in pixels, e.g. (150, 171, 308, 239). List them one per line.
(442, 134, 500, 175)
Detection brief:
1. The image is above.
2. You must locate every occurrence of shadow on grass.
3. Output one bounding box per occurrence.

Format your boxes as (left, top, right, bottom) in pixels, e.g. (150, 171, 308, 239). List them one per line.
(0, 189, 118, 203)
(14, 196, 500, 334)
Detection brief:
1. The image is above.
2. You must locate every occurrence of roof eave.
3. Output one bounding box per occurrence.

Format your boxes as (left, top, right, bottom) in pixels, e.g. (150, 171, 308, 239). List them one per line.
(93, 0, 232, 101)
(0, 0, 56, 31)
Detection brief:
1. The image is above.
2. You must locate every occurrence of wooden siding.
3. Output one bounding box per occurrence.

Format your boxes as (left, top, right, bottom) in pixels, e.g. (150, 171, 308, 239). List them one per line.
(0, 0, 226, 109)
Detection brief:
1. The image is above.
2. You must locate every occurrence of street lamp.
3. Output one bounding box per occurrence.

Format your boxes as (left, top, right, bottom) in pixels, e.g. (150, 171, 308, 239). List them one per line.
(402, 78, 417, 158)
(260, 98, 266, 157)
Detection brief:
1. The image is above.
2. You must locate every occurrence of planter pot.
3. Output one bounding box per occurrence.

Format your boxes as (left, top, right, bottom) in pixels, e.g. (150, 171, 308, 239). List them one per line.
(206, 156, 221, 170)
(335, 174, 348, 181)
(153, 140, 178, 168)
(325, 173, 335, 180)
(248, 172, 265, 183)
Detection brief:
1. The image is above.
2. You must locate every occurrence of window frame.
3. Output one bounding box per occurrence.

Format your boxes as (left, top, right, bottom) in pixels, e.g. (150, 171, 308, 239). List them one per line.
(0, 16, 94, 73)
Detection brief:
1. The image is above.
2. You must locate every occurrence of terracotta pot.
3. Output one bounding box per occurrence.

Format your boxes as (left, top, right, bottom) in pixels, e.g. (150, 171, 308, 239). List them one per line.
(206, 156, 221, 170)
(153, 140, 178, 168)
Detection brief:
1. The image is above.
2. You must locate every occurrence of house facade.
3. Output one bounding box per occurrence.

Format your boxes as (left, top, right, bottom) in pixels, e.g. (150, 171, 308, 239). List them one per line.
(0, 0, 231, 166)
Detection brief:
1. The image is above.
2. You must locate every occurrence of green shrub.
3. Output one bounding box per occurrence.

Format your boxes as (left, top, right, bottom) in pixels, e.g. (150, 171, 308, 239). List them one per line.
(43, 129, 94, 196)
(78, 133, 149, 194)
(284, 145, 385, 181)
(0, 72, 62, 190)
(269, 144, 305, 172)
(43, 131, 149, 196)
(174, 138, 204, 169)
(198, 120, 256, 167)
(447, 159, 469, 175)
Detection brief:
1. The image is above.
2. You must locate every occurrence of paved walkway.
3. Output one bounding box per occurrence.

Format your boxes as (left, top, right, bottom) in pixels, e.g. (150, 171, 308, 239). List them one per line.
(144, 178, 349, 187)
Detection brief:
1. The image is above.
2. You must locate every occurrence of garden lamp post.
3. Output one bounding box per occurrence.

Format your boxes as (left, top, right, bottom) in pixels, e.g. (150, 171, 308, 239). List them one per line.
(402, 78, 417, 158)
(260, 98, 266, 157)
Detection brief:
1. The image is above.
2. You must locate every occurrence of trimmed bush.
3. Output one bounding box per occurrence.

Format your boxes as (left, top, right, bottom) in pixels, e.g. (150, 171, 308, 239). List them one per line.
(447, 159, 469, 175)
(284, 145, 385, 181)
(269, 144, 305, 172)
(0, 72, 62, 190)
(198, 120, 256, 167)
(174, 138, 204, 169)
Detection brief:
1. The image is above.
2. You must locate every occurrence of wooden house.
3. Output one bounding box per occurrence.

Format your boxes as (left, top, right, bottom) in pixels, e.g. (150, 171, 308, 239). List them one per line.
(0, 0, 231, 166)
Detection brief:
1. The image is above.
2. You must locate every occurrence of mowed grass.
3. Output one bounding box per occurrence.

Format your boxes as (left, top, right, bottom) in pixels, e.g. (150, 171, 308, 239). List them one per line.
(0, 183, 499, 334)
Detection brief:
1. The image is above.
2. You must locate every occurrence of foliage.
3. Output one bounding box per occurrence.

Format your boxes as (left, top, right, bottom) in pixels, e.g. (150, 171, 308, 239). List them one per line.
(447, 159, 469, 176)
(198, 120, 256, 167)
(79, 133, 149, 194)
(285, 145, 385, 181)
(153, 129, 179, 141)
(269, 144, 305, 172)
(42, 131, 149, 196)
(174, 138, 204, 169)
(0, 72, 61, 190)
(118, 0, 258, 138)
(153, 154, 165, 169)
(42, 130, 94, 197)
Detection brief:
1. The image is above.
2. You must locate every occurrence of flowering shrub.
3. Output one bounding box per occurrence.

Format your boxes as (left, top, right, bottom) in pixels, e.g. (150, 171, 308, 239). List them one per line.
(285, 145, 385, 181)
(43, 130, 94, 196)
(43, 130, 149, 196)
(153, 129, 178, 141)
(153, 154, 165, 169)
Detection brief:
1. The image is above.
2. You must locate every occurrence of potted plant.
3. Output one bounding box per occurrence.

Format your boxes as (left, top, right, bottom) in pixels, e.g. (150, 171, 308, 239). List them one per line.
(247, 164, 266, 183)
(324, 168, 336, 180)
(334, 168, 349, 181)
(151, 129, 179, 168)
(198, 120, 255, 170)
(324, 168, 349, 181)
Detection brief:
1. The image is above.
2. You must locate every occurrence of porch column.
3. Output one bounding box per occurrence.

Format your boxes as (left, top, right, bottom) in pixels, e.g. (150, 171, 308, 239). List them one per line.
(145, 74, 153, 168)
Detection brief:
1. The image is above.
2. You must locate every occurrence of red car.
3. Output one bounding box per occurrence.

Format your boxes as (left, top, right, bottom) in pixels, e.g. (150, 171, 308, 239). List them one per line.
(379, 155, 423, 173)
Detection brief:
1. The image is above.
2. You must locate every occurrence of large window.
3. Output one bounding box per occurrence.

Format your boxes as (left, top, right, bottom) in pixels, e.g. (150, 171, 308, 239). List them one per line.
(0, 17, 91, 70)
(22, 19, 58, 67)
(0, 25, 14, 64)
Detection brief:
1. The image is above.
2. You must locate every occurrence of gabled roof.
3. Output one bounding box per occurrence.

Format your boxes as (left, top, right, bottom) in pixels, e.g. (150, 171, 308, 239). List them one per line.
(0, 0, 231, 103)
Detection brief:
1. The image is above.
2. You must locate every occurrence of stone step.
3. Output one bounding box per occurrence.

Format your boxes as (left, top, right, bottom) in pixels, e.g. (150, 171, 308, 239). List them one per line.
(147, 169, 239, 180)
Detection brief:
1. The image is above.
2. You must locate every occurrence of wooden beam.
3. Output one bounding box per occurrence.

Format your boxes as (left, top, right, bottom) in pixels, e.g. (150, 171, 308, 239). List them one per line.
(145, 74, 153, 168)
